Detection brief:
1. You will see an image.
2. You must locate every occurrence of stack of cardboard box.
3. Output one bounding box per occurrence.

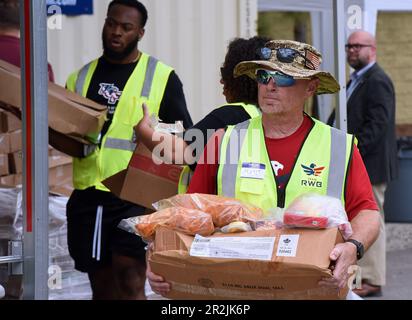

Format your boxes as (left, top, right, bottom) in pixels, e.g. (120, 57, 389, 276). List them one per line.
(0, 58, 109, 196)
(0, 192, 92, 300)
(0, 59, 107, 145)
(0, 59, 108, 299)
(0, 110, 73, 197)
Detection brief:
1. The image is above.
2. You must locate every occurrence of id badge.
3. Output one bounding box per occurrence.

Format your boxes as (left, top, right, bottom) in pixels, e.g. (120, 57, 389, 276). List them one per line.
(240, 163, 266, 180)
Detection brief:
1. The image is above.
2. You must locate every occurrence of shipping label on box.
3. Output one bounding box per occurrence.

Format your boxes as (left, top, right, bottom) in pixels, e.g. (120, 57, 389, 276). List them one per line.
(190, 235, 276, 261)
(276, 234, 300, 257)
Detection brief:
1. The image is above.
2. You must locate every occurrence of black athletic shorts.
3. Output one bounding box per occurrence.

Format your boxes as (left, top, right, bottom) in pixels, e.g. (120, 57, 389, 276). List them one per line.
(66, 187, 146, 273)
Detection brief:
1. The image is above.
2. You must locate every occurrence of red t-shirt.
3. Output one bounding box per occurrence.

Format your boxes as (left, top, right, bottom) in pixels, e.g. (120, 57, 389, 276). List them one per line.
(0, 35, 55, 82)
(188, 116, 378, 221)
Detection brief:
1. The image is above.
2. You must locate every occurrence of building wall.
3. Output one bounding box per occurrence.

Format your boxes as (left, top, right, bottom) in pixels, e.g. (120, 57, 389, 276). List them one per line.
(377, 12, 412, 126)
(46, 0, 257, 123)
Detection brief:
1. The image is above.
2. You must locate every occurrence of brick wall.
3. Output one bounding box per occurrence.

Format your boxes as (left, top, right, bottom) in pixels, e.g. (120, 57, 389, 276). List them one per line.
(377, 12, 412, 125)
(258, 11, 412, 127)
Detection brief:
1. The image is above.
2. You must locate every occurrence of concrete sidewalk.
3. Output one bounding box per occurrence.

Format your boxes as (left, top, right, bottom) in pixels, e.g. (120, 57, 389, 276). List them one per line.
(363, 223, 412, 300)
(365, 247, 412, 300)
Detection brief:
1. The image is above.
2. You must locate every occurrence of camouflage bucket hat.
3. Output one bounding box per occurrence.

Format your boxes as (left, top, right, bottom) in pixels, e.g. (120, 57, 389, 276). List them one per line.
(234, 40, 340, 94)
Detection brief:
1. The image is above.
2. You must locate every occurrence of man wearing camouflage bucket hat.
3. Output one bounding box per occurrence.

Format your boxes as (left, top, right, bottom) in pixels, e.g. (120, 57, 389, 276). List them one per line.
(148, 40, 381, 299)
(234, 39, 340, 94)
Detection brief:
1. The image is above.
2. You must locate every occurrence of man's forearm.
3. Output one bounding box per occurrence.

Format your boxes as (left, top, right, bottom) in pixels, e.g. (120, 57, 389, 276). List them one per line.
(48, 128, 85, 158)
(349, 209, 381, 251)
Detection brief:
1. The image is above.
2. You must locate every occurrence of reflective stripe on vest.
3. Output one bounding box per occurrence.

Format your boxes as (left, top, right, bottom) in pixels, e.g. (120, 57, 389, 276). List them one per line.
(74, 56, 159, 153)
(102, 56, 160, 152)
(217, 116, 353, 211)
(327, 127, 347, 199)
(241, 104, 261, 118)
(75, 62, 93, 95)
(104, 138, 136, 152)
(70, 54, 173, 190)
(215, 102, 260, 119)
(219, 120, 249, 197)
(141, 56, 158, 98)
(178, 165, 193, 194)
(177, 103, 259, 195)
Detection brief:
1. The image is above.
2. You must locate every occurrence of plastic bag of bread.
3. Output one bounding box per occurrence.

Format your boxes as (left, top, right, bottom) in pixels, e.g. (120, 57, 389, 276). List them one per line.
(220, 221, 252, 233)
(153, 193, 264, 227)
(119, 207, 215, 241)
(283, 193, 353, 239)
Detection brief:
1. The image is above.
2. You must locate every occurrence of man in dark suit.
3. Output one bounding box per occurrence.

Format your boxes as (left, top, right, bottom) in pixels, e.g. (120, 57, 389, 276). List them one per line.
(329, 30, 398, 297)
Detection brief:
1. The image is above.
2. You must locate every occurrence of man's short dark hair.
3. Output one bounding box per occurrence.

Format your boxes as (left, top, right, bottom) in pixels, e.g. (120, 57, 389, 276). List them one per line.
(108, 0, 148, 28)
(0, 0, 20, 29)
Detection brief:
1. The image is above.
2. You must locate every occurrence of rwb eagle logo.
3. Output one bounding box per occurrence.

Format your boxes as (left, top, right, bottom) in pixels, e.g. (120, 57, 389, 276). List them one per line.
(99, 83, 122, 105)
(301, 163, 325, 176)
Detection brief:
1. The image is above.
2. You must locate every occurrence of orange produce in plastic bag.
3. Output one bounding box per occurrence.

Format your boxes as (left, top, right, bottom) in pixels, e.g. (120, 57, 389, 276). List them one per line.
(154, 193, 264, 227)
(133, 207, 215, 241)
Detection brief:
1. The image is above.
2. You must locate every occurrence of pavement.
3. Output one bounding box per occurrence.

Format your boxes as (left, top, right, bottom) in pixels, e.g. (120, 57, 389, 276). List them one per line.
(365, 247, 412, 300)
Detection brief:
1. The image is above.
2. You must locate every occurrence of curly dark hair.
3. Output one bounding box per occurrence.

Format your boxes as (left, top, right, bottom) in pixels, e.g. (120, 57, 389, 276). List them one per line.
(108, 0, 148, 28)
(220, 36, 270, 105)
(0, 0, 20, 29)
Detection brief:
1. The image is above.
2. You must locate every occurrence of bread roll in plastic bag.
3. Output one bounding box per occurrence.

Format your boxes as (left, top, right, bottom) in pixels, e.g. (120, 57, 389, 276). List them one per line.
(153, 193, 264, 227)
(283, 193, 353, 239)
(120, 207, 215, 241)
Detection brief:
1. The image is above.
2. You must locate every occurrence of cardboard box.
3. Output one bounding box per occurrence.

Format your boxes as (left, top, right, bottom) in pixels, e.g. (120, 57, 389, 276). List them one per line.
(0, 153, 9, 176)
(9, 130, 21, 153)
(49, 154, 72, 169)
(49, 162, 73, 197)
(0, 132, 10, 153)
(149, 227, 349, 300)
(0, 173, 20, 186)
(48, 155, 73, 196)
(0, 163, 72, 191)
(7, 152, 71, 175)
(8, 151, 22, 174)
(0, 155, 72, 191)
(103, 144, 185, 209)
(49, 147, 67, 158)
(0, 110, 20, 133)
(0, 59, 107, 143)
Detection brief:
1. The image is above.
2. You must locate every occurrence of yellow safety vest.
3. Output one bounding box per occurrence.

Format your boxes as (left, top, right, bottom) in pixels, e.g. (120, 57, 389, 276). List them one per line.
(66, 53, 173, 191)
(217, 116, 354, 214)
(177, 102, 261, 194)
(223, 102, 261, 118)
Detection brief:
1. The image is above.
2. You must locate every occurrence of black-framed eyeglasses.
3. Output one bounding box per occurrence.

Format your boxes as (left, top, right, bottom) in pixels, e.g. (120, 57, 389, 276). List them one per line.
(345, 43, 373, 51)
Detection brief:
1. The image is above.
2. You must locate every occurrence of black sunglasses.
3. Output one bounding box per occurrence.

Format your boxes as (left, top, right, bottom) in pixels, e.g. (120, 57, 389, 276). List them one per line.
(257, 47, 317, 70)
(277, 48, 316, 70)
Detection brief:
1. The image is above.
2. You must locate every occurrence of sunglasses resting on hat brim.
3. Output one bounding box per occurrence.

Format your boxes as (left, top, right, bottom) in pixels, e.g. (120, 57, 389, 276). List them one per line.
(258, 47, 317, 70)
